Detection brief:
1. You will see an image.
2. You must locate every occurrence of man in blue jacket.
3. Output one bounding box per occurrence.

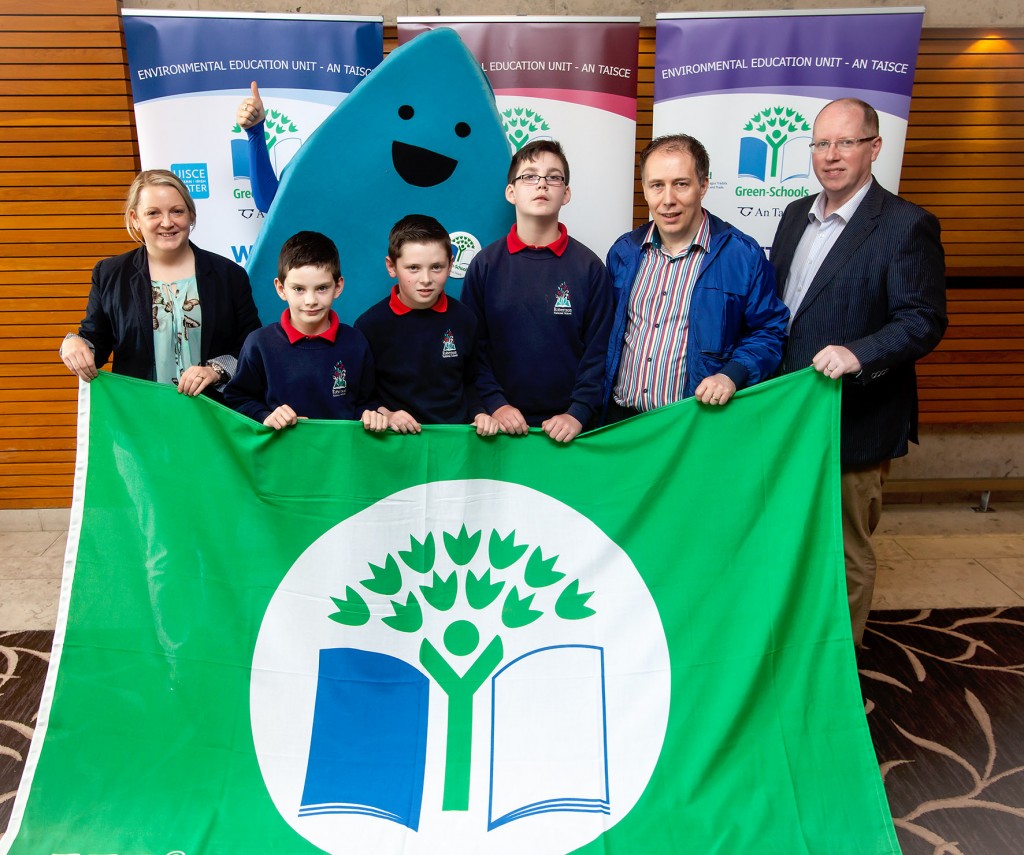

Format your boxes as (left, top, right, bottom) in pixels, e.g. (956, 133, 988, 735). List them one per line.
(603, 134, 789, 423)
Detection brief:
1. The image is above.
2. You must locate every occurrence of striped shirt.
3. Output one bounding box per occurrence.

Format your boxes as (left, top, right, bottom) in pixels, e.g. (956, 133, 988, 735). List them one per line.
(613, 214, 710, 411)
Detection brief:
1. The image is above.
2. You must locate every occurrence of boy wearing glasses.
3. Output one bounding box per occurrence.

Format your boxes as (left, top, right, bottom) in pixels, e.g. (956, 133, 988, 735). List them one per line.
(460, 140, 612, 443)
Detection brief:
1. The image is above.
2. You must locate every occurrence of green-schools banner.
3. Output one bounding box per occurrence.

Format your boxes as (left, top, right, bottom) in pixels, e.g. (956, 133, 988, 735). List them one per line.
(2, 371, 900, 855)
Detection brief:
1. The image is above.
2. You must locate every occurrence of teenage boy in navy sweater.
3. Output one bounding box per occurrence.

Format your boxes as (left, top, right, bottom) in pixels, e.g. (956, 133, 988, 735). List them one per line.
(225, 231, 387, 432)
(461, 140, 613, 443)
(355, 215, 499, 436)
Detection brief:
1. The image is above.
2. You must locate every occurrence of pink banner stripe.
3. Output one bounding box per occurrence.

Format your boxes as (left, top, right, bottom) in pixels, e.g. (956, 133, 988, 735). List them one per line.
(494, 88, 636, 120)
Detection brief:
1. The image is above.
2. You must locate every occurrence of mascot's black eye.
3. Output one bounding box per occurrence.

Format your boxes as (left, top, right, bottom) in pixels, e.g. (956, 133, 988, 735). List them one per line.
(455, 122, 471, 138)
(398, 105, 414, 120)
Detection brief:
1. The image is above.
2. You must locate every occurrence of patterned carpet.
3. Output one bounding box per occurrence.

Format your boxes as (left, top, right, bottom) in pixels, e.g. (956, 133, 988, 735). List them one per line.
(0, 611, 1021, 852)
(860, 608, 1024, 855)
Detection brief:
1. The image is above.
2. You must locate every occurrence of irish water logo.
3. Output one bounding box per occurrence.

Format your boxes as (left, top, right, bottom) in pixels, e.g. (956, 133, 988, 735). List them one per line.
(738, 106, 812, 184)
(251, 480, 670, 854)
(170, 163, 210, 200)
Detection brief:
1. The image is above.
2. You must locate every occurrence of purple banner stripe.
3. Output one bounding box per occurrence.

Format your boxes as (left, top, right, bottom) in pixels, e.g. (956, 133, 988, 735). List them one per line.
(655, 13, 923, 118)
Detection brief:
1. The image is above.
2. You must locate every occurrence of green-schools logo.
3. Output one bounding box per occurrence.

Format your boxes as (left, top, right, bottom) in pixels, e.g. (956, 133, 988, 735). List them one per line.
(501, 106, 552, 152)
(251, 480, 670, 854)
(738, 105, 812, 184)
(449, 231, 482, 280)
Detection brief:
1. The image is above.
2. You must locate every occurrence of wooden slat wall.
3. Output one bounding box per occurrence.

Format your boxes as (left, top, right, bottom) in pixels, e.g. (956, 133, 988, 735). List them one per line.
(904, 29, 1024, 424)
(0, 0, 138, 509)
(903, 29, 1024, 274)
(918, 287, 1024, 422)
(0, 23, 1020, 508)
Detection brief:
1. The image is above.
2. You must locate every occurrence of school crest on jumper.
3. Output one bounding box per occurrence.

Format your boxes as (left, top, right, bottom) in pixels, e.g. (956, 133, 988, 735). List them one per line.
(332, 361, 347, 397)
(553, 283, 572, 315)
(442, 329, 458, 359)
(251, 480, 670, 854)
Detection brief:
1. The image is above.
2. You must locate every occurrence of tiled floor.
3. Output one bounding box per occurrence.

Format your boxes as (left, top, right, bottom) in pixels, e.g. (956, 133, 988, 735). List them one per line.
(2, 501, 1023, 629)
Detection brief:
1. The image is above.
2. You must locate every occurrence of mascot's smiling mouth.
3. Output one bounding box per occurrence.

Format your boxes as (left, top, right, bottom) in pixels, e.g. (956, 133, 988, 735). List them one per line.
(392, 141, 458, 187)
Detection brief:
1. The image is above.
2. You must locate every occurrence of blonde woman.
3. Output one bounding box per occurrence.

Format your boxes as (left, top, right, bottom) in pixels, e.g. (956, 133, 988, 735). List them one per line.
(60, 169, 260, 398)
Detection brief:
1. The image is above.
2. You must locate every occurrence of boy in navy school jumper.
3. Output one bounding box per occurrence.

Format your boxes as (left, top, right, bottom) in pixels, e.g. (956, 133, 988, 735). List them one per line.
(225, 231, 387, 432)
(355, 214, 499, 436)
(460, 139, 613, 443)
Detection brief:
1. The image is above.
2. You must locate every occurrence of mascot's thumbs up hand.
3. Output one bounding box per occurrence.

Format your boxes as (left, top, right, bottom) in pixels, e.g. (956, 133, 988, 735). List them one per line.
(237, 80, 266, 129)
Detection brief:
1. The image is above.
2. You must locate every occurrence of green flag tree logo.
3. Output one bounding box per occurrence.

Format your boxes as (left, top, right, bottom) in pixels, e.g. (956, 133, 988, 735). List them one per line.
(328, 525, 597, 810)
(743, 106, 811, 180)
(251, 479, 671, 855)
(501, 106, 552, 152)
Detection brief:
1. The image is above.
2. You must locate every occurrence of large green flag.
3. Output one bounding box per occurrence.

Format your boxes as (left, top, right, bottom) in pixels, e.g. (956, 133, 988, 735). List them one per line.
(2, 369, 899, 855)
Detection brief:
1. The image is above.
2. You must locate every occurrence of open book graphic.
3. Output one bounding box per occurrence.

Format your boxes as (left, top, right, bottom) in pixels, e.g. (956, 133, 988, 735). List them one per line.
(300, 648, 429, 830)
(488, 645, 610, 830)
(738, 135, 811, 183)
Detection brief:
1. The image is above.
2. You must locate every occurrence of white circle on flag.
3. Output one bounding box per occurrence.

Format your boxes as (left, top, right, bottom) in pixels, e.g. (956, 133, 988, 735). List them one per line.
(251, 479, 670, 854)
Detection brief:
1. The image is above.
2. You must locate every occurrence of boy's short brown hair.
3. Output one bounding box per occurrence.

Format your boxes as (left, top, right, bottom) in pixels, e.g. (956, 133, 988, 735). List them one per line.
(387, 214, 453, 262)
(506, 139, 570, 186)
(277, 231, 341, 282)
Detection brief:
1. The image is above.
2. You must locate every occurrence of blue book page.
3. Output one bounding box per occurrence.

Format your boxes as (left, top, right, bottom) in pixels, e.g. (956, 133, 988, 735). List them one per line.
(301, 648, 429, 830)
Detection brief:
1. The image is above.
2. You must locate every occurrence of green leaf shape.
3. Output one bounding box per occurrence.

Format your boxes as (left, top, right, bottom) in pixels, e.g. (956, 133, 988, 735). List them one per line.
(400, 533, 435, 574)
(502, 586, 543, 628)
(360, 554, 402, 595)
(489, 529, 528, 570)
(555, 579, 596, 620)
(420, 570, 458, 611)
(329, 588, 370, 626)
(383, 592, 423, 632)
(444, 525, 481, 565)
(466, 569, 504, 610)
(523, 547, 565, 588)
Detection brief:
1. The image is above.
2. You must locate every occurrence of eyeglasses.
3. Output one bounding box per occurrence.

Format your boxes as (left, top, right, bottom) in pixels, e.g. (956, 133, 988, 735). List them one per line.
(512, 173, 566, 187)
(808, 137, 878, 152)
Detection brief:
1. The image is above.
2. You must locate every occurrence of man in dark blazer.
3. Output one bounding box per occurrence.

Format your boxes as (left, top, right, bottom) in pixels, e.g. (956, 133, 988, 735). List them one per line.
(771, 98, 946, 646)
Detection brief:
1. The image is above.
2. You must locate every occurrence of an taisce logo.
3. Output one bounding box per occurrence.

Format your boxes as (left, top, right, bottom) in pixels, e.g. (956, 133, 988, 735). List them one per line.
(251, 480, 670, 854)
(738, 106, 812, 184)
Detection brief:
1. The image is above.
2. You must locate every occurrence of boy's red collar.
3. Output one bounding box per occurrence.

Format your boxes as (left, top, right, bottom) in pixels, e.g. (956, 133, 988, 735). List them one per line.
(507, 223, 569, 256)
(388, 285, 448, 316)
(281, 309, 339, 343)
